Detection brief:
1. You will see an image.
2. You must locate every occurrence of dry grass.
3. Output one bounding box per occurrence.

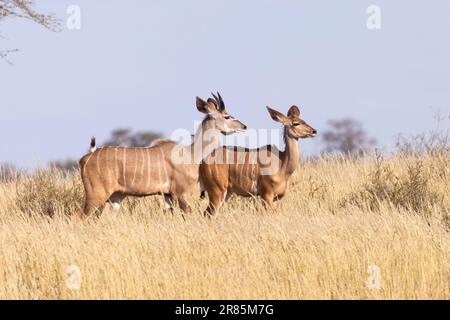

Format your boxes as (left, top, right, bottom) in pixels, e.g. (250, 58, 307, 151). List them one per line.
(0, 152, 449, 299)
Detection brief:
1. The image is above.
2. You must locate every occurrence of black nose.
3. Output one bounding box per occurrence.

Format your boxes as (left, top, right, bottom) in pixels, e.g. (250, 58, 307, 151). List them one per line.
(243, 125, 248, 130)
(312, 129, 317, 134)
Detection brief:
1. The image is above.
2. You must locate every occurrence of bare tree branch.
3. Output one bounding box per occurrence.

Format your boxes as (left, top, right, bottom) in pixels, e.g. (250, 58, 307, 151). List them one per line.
(0, 0, 60, 64)
(0, 0, 59, 29)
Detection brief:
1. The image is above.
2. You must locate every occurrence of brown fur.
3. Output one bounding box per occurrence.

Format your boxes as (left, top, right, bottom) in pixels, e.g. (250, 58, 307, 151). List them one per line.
(76, 93, 246, 218)
(200, 105, 316, 215)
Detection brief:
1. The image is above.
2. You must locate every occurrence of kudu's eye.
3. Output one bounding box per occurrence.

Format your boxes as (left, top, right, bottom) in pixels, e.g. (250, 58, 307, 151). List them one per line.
(224, 115, 231, 120)
(292, 122, 300, 127)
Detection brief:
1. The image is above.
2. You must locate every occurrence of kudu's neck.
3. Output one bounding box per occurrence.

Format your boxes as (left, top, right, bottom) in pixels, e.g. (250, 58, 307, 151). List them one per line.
(281, 127, 300, 177)
(190, 117, 222, 164)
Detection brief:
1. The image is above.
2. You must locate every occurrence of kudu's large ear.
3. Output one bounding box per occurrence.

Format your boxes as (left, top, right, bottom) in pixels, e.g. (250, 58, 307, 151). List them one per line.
(196, 96, 210, 114)
(287, 105, 300, 118)
(267, 106, 290, 125)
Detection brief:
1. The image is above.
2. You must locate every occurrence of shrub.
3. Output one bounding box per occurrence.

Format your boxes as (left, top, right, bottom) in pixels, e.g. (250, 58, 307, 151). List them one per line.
(341, 153, 443, 217)
(395, 114, 449, 156)
(15, 169, 83, 217)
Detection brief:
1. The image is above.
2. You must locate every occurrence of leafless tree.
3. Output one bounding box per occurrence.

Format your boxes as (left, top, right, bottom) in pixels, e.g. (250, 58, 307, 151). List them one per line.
(0, 0, 60, 64)
(103, 128, 163, 148)
(322, 118, 376, 155)
(49, 159, 78, 173)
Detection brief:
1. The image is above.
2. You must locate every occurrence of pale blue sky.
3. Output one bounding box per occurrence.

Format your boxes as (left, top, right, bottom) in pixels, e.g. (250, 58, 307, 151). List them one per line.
(1, 0, 449, 168)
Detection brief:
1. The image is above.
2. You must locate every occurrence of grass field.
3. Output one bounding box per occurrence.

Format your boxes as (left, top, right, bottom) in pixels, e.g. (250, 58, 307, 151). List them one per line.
(0, 151, 449, 299)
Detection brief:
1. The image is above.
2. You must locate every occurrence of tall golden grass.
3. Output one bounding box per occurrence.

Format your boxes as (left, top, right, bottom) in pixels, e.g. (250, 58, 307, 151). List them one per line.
(0, 151, 448, 299)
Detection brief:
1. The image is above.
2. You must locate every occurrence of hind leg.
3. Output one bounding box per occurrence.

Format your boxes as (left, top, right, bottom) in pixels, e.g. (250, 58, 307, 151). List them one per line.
(102, 193, 126, 218)
(168, 193, 191, 221)
(178, 194, 191, 214)
(273, 194, 285, 211)
(79, 192, 111, 219)
(163, 194, 175, 214)
(261, 191, 276, 211)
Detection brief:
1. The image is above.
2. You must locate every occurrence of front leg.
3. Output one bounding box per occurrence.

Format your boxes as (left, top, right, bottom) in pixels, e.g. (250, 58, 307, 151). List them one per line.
(174, 192, 192, 215)
(204, 188, 227, 217)
(261, 192, 276, 211)
(178, 197, 191, 214)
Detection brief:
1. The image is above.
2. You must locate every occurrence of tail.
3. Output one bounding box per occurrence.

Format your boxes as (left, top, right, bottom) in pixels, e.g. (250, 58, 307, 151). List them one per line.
(89, 137, 97, 153)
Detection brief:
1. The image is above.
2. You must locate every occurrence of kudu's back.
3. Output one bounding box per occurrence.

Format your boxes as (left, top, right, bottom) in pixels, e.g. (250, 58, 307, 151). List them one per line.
(80, 145, 175, 199)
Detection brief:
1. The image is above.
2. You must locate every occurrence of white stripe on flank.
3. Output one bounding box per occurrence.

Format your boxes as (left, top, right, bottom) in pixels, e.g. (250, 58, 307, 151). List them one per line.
(160, 149, 169, 190)
(96, 148, 102, 178)
(131, 148, 138, 187)
(137, 149, 143, 188)
(122, 148, 127, 187)
(82, 152, 94, 176)
(113, 147, 118, 182)
(147, 149, 152, 191)
(141, 149, 145, 188)
(156, 151, 162, 189)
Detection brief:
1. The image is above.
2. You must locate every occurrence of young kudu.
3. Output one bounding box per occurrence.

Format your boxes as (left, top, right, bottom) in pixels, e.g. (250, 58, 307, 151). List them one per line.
(200, 105, 316, 215)
(77, 93, 246, 218)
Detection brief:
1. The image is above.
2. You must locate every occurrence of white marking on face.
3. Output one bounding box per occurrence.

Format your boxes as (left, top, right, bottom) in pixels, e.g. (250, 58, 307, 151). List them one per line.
(139, 150, 144, 187)
(103, 147, 112, 182)
(157, 152, 162, 188)
(223, 122, 231, 133)
(112, 203, 120, 211)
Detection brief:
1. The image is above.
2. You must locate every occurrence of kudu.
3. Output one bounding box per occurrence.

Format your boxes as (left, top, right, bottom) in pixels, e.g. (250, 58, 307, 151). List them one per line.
(200, 105, 316, 215)
(77, 93, 246, 218)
